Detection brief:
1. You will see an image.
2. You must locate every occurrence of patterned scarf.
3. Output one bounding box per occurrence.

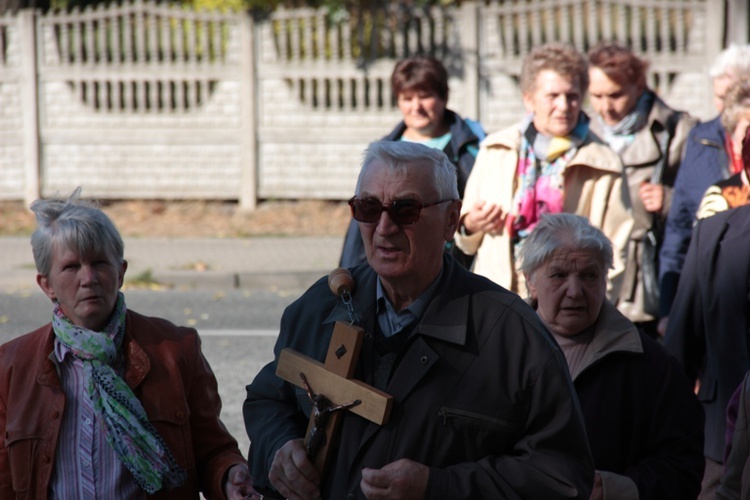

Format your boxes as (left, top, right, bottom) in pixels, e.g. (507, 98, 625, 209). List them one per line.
(597, 90, 655, 154)
(52, 293, 186, 494)
(510, 113, 590, 245)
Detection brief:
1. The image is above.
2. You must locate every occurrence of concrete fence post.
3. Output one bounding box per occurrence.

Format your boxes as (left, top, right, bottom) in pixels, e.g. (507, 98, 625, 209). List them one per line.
(460, 1, 480, 123)
(19, 9, 39, 206)
(1, 1, 735, 204)
(239, 13, 257, 211)
(726, 0, 749, 45)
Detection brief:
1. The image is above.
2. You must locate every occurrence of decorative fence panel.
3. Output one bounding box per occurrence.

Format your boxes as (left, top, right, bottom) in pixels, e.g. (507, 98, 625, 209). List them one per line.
(0, 0, 730, 206)
(34, 0, 255, 206)
(0, 10, 38, 203)
(254, 4, 475, 199)
(478, 0, 713, 134)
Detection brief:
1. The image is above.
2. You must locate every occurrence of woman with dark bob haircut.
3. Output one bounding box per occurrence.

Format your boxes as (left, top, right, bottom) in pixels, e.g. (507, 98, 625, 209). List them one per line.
(339, 55, 485, 269)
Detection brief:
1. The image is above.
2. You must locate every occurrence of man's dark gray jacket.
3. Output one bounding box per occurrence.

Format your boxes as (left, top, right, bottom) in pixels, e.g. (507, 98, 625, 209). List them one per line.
(244, 256, 594, 499)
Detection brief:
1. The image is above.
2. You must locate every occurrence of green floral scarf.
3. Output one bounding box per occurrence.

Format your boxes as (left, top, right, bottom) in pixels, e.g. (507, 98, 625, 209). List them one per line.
(52, 293, 186, 494)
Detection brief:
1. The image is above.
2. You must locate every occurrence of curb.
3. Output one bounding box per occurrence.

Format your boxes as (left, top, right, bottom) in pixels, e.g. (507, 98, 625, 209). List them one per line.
(0, 269, 328, 294)
(148, 270, 326, 292)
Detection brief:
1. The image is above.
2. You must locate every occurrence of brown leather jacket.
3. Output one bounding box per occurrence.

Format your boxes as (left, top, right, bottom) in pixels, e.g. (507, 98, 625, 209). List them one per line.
(0, 309, 246, 499)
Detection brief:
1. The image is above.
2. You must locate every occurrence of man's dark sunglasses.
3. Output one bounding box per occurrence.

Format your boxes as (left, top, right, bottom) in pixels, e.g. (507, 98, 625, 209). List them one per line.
(348, 196, 455, 225)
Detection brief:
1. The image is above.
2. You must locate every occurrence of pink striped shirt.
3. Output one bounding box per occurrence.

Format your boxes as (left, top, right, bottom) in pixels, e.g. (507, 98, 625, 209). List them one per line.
(49, 340, 144, 499)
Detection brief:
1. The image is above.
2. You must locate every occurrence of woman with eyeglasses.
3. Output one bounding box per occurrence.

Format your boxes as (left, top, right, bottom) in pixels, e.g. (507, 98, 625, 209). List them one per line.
(455, 42, 633, 299)
(339, 56, 485, 269)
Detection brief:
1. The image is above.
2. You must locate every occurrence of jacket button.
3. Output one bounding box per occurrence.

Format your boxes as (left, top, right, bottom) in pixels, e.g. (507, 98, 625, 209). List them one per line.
(51, 411, 60, 419)
(420, 356, 429, 365)
(176, 411, 186, 420)
(42, 455, 51, 464)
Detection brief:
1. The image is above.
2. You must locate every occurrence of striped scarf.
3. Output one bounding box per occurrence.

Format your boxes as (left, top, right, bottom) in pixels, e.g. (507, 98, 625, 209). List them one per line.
(52, 293, 186, 494)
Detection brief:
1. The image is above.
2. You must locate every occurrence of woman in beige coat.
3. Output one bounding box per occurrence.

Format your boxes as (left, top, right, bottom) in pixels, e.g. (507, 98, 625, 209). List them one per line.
(587, 42, 695, 337)
(456, 42, 633, 298)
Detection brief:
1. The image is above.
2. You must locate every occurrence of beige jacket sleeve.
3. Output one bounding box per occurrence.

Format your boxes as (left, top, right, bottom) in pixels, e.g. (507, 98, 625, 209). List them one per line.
(601, 170, 634, 301)
(557, 142, 634, 301)
(455, 126, 521, 291)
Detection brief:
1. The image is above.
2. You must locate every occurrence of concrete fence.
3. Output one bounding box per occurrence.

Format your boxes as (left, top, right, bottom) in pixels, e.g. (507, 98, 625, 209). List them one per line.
(0, 0, 743, 209)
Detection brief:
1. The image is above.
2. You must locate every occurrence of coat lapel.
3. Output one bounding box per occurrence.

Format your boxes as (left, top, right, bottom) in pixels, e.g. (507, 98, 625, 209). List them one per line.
(711, 208, 750, 301)
(619, 124, 661, 167)
(386, 338, 439, 400)
(345, 258, 471, 464)
(352, 337, 439, 454)
(36, 327, 61, 389)
(689, 207, 750, 348)
(123, 313, 151, 389)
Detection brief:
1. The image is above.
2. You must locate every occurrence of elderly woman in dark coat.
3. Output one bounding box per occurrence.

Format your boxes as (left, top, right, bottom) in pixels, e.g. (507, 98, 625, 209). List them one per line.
(520, 213, 704, 500)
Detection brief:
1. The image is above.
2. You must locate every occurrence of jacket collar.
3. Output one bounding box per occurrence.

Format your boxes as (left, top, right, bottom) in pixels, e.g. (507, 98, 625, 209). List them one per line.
(590, 96, 680, 166)
(122, 318, 151, 390)
(526, 299, 642, 380)
(323, 255, 469, 346)
(35, 310, 152, 390)
(715, 205, 750, 254)
(443, 109, 481, 151)
(37, 326, 61, 388)
(573, 300, 642, 380)
(693, 115, 725, 146)
(482, 118, 623, 175)
(383, 109, 480, 153)
(412, 255, 469, 345)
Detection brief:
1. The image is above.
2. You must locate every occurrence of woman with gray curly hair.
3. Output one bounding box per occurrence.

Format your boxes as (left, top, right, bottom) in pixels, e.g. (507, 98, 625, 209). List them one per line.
(455, 42, 632, 299)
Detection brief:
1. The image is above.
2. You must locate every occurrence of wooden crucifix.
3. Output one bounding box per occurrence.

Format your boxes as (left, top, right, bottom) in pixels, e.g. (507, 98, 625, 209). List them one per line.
(275, 269, 393, 477)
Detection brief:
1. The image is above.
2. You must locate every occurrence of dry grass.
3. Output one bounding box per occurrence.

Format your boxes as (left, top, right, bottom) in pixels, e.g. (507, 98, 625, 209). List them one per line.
(0, 199, 352, 238)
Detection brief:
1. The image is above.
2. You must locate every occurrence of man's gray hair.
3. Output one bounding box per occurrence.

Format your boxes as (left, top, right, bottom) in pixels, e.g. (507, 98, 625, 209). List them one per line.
(356, 141, 459, 200)
(519, 213, 613, 278)
(30, 187, 124, 276)
(709, 44, 750, 79)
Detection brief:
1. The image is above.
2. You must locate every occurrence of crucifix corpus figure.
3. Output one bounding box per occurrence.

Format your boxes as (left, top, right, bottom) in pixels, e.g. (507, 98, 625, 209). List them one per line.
(275, 320, 392, 477)
(299, 371, 361, 461)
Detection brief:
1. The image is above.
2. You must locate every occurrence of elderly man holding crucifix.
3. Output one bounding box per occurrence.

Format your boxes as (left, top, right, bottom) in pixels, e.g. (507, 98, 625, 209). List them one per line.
(243, 141, 594, 499)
